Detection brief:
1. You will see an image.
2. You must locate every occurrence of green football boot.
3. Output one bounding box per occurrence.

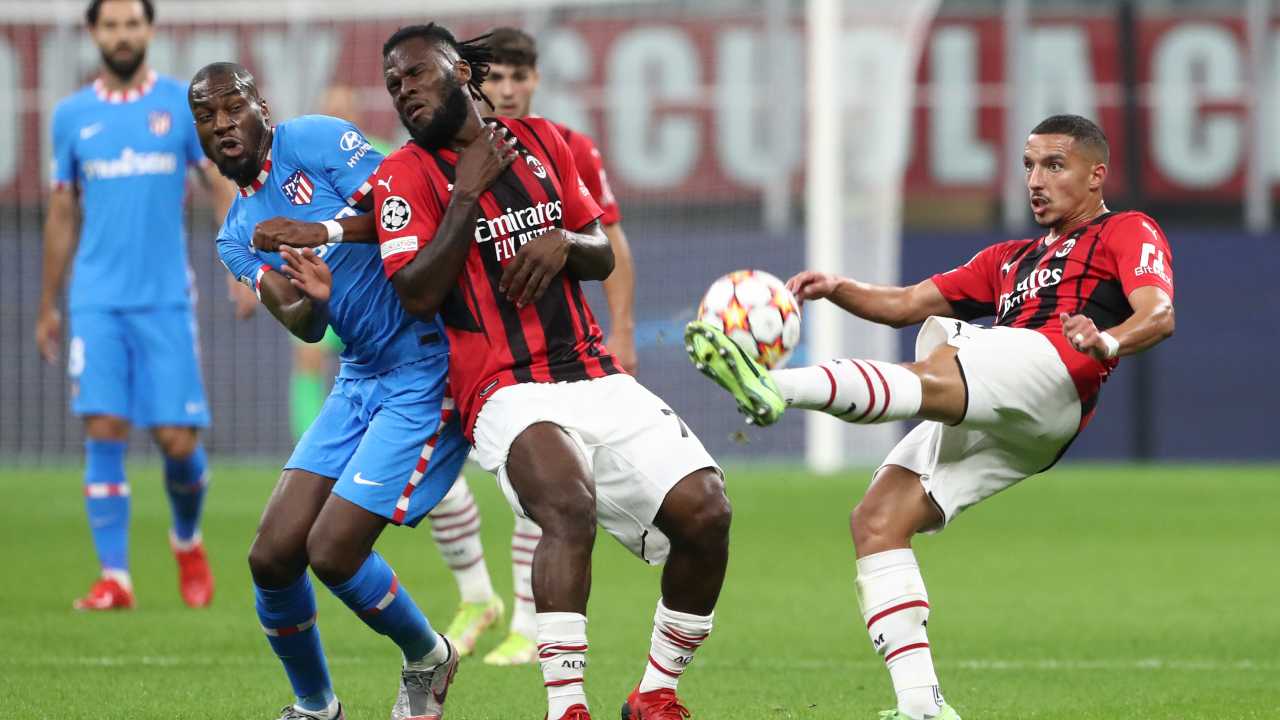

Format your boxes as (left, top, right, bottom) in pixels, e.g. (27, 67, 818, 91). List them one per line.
(877, 704, 962, 720)
(684, 320, 786, 426)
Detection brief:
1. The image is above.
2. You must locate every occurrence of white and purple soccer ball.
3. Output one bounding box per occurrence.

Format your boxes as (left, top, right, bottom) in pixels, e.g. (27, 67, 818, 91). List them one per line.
(697, 269, 802, 369)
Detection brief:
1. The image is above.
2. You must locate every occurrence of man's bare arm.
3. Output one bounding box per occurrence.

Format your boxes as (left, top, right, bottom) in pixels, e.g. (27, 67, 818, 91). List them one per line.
(36, 186, 81, 364)
(787, 271, 955, 329)
(1062, 286, 1174, 360)
(600, 221, 636, 371)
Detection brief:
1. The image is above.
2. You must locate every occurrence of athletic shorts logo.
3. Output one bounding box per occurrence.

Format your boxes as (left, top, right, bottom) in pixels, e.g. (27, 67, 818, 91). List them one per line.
(148, 111, 172, 137)
(352, 472, 382, 486)
(380, 196, 412, 231)
(526, 154, 547, 179)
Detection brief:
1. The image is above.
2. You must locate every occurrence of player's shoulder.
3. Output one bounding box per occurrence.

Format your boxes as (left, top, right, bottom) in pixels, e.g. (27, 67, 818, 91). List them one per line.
(988, 237, 1037, 257)
(548, 119, 599, 155)
(53, 85, 98, 117)
(500, 115, 562, 147)
(278, 114, 358, 143)
(377, 142, 425, 173)
(1100, 210, 1167, 244)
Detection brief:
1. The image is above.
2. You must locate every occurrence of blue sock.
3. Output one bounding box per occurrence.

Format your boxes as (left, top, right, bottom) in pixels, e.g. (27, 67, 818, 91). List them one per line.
(255, 573, 336, 711)
(84, 439, 129, 572)
(324, 552, 439, 662)
(164, 444, 208, 543)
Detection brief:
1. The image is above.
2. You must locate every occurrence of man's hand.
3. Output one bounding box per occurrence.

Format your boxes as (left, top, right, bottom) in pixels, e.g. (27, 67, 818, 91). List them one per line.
(35, 305, 62, 365)
(253, 217, 327, 253)
(1061, 312, 1114, 361)
(785, 270, 843, 305)
(454, 122, 517, 199)
(606, 330, 637, 374)
(281, 246, 333, 303)
(225, 273, 258, 319)
(500, 229, 571, 306)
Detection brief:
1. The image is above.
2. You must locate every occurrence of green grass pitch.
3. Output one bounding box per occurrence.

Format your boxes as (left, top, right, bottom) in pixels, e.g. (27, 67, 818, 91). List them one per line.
(1, 462, 1276, 719)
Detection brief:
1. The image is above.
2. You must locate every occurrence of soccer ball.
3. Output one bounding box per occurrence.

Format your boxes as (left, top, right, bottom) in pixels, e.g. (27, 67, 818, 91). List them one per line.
(697, 269, 802, 369)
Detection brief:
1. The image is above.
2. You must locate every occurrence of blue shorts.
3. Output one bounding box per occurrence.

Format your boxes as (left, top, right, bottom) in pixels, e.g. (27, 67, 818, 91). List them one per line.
(285, 356, 468, 527)
(68, 307, 210, 427)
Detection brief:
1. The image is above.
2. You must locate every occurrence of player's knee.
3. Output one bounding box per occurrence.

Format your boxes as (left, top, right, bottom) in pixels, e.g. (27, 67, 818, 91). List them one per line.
(305, 529, 360, 585)
(247, 533, 306, 588)
(661, 469, 732, 550)
(850, 497, 899, 551)
(85, 415, 130, 441)
(154, 427, 199, 459)
(528, 478, 596, 544)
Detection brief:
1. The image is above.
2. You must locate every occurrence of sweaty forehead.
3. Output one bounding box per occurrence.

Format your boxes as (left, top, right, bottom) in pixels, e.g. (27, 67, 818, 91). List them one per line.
(386, 37, 455, 71)
(191, 74, 255, 103)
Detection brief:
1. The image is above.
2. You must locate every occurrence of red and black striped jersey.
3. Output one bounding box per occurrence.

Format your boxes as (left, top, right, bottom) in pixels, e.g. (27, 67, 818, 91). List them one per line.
(374, 116, 619, 440)
(548, 120, 622, 225)
(931, 210, 1174, 425)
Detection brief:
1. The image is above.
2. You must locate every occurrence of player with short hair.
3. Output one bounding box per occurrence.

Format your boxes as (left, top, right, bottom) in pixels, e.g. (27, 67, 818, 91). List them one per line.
(191, 61, 466, 720)
(376, 24, 731, 720)
(687, 114, 1175, 720)
(37, 0, 233, 611)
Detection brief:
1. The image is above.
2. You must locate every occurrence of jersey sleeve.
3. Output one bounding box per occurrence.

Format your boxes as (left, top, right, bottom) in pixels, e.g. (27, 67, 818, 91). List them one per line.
(50, 101, 78, 189)
(373, 156, 443, 278)
(1104, 213, 1175, 300)
(929, 243, 1005, 320)
(565, 131, 621, 225)
(534, 121, 602, 232)
(215, 211, 267, 291)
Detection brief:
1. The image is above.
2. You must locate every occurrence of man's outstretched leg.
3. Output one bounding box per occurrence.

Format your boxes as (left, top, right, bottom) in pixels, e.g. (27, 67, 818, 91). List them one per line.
(249, 469, 344, 720)
(503, 423, 598, 720)
(851, 465, 960, 720)
(623, 468, 730, 720)
(309, 496, 456, 720)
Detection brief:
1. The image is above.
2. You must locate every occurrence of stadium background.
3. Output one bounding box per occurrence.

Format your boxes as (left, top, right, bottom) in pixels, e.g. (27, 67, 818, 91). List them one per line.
(1, 0, 1276, 463)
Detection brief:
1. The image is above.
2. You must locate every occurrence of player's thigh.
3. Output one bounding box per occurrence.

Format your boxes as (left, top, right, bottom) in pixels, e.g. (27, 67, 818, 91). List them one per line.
(329, 362, 466, 528)
(68, 310, 132, 422)
(502, 422, 597, 530)
(588, 377, 723, 564)
(124, 307, 210, 429)
(952, 326, 1081, 438)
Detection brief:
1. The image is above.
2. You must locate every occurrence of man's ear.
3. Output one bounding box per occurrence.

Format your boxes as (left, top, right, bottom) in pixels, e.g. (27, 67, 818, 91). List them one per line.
(455, 59, 472, 86)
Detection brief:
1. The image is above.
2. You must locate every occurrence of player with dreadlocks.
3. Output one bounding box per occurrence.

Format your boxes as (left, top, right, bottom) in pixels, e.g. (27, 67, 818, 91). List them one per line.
(370, 23, 732, 720)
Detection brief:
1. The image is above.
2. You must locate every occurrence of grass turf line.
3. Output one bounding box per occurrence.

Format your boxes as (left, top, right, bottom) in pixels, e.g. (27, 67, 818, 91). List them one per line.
(0, 462, 1276, 719)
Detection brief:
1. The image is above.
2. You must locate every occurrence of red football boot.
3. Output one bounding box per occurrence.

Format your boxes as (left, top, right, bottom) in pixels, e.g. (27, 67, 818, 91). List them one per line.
(547, 704, 592, 720)
(72, 577, 135, 611)
(172, 535, 214, 608)
(620, 688, 691, 719)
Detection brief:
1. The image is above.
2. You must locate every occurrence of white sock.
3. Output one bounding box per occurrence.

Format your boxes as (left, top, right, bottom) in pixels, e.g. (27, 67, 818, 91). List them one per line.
(638, 599, 713, 693)
(510, 516, 542, 639)
(102, 568, 133, 592)
(405, 631, 450, 671)
(427, 477, 495, 603)
(774, 359, 922, 423)
(855, 549, 944, 720)
(537, 612, 589, 718)
(169, 529, 201, 552)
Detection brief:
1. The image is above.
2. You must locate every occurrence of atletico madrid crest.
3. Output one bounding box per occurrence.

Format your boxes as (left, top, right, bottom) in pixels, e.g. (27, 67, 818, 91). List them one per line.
(148, 110, 172, 136)
(281, 170, 314, 206)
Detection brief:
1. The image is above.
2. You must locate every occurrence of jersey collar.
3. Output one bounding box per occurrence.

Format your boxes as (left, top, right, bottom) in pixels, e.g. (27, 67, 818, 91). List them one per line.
(93, 70, 157, 104)
(238, 147, 273, 198)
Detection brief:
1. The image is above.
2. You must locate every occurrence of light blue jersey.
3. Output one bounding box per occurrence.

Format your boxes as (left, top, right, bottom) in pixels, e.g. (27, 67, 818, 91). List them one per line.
(217, 115, 447, 379)
(51, 71, 206, 311)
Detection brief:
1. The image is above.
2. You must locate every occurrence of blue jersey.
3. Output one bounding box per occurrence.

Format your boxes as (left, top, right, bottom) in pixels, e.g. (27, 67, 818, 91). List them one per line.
(50, 72, 206, 312)
(217, 115, 447, 379)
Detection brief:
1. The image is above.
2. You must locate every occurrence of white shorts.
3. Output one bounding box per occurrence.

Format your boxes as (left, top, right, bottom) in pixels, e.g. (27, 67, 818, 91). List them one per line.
(473, 374, 721, 564)
(879, 316, 1082, 530)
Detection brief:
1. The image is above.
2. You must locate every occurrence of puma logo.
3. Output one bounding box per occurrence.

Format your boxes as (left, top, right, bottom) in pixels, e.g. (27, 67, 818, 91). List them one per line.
(376, 176, 393, 192)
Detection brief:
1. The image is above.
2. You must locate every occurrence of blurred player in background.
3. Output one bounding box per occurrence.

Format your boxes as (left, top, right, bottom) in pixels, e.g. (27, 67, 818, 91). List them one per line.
(378, 24, 730, 720)
(193, 62, 467, 720)
(687, 114, 1176, 720)
(37, 0, 233, 611)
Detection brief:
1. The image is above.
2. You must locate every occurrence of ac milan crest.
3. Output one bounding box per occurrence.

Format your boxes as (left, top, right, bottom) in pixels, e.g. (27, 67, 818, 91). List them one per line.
(281, 170, 314, 206)
(148, 110, 172, 136)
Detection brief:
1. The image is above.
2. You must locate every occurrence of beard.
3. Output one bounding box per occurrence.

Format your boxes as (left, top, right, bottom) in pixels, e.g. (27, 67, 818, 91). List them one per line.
(100, 44, 146, 81)
(404, 78, 469, 151)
